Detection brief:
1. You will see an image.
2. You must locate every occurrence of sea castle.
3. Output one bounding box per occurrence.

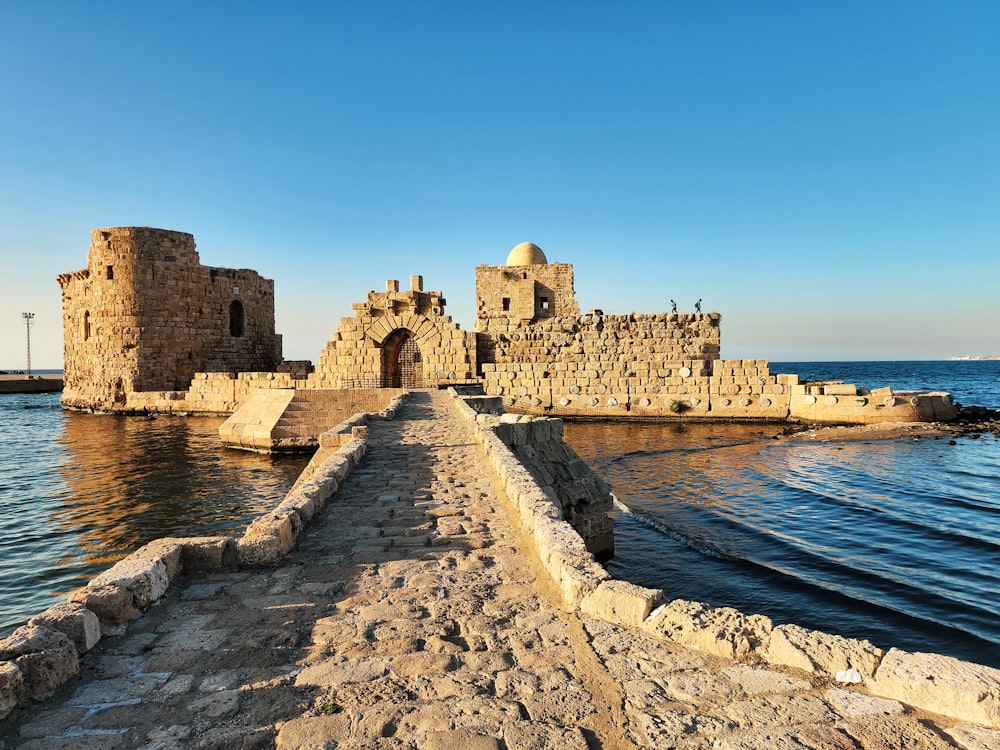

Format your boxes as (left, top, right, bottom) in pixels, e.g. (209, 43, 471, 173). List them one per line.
(57, 227, 956, 428)
(0, 227, 995, 744)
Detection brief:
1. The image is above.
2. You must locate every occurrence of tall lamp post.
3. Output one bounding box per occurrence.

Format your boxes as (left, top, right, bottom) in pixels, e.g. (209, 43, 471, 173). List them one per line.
(22, 312, 34, 377)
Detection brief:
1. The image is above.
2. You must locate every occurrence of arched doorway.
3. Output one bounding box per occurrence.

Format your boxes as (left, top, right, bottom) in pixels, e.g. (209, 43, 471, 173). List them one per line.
(381, 329, 423, 388)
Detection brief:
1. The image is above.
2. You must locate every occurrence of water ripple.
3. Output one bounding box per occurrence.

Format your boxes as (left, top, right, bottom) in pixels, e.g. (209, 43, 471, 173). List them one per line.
(566, 416, 1000, 668)
(0, 392, 310, 636)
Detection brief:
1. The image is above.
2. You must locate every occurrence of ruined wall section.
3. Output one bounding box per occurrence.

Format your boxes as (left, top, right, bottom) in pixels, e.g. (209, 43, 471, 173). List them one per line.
(480, 312, 734, 417)
(310, 277, 477, 389)
(59, 227, 282, 411)
(190, 264, 282, 380)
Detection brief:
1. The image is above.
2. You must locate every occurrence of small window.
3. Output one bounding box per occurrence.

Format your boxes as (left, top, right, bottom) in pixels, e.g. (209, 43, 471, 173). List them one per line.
(229, 300, 245, 337)
(522, 272, 528, 280)
(106, 265, 114, 280)
(540, 296, 549, 311)
(83, 311, 91, 341)
(501, 297, 511, 312)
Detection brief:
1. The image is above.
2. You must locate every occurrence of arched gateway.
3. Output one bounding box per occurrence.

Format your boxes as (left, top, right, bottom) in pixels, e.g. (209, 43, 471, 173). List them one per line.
(381, 329, 423, 388)
(310, 276, 477, 389)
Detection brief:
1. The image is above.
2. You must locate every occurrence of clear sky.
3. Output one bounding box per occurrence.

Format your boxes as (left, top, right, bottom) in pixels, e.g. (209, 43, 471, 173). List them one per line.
(2, 1, 998, 369)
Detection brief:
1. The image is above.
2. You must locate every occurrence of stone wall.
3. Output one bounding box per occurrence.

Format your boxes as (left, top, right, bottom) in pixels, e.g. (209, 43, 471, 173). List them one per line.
(479, 312, 732, 418)
(309, 276, 477, 389)
(480, 408, 614, 560)
(58, 227, 282, 412)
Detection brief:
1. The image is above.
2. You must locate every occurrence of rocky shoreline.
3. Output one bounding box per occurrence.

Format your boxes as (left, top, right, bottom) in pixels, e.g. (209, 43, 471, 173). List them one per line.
(779, 404, 1000, 443)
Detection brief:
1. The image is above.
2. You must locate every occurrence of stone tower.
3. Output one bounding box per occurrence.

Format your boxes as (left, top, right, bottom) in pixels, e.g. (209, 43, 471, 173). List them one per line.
(58, 227, 282, 411)
(475, 242, 580, 328)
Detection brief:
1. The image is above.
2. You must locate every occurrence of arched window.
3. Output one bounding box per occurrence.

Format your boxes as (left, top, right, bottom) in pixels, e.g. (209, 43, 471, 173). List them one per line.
(229, 300, 245, 337)
(83, 311, 91, 341)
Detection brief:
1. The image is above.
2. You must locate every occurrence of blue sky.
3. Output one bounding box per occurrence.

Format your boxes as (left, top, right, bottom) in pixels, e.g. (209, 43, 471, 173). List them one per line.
(2, 2, 998, 369)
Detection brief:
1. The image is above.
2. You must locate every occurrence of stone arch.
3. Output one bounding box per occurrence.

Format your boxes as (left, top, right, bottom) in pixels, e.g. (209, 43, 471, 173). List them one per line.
(229, 300, 245, 337)
(364, 314, 443, 349)
(381, 328, 424, 388)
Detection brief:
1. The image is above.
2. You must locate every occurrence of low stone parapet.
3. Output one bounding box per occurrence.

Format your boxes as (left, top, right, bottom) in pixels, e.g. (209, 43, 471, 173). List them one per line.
(789, 384, 958, 424)
(0, 393, 409, 720)
(448, 387, 1000, 730)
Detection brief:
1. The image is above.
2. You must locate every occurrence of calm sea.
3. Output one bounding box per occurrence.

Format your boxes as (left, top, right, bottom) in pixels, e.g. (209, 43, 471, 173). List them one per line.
(0, 391, 309, 637)
(2, 361, 998, 669)
(564, 360, 1000, 668)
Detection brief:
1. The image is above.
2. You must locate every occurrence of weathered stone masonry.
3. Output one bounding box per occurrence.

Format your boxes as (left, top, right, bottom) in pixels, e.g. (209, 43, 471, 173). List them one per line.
(474, 243, 955, 423)
(56, 229, 956, 424)
(58, 227, 282, 411)
(309, 275, 478, 390)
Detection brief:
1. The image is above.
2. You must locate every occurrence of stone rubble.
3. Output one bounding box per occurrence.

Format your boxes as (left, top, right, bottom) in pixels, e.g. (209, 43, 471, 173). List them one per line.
(1, 390, 997, 749)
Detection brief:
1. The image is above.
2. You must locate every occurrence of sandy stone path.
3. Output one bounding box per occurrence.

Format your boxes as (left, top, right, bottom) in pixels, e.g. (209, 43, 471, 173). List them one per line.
(2, 390, 994, 749)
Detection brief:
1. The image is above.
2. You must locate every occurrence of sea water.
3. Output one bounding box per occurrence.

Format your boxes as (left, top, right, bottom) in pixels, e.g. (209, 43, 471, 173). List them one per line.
(2, 361, 997, 668)
(564, 360, 1000, 668)
(0, 392, 309, 636)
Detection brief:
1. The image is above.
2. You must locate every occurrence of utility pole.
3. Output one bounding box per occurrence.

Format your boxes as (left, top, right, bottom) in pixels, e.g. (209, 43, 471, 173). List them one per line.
(22, 312, 34, 377)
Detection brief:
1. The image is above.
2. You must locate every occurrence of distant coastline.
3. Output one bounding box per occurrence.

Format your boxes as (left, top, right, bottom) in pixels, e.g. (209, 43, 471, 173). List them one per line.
(949, 355, 1000, 361)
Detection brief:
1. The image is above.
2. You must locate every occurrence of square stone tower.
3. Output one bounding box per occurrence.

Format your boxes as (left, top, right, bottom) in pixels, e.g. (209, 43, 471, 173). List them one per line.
(475, 242, 579, 330)
(58, 227, 282, 411)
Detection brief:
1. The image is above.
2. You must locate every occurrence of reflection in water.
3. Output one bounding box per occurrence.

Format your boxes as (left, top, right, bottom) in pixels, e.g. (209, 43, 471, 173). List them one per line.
(564, 420, 1000, 667)
(55, 412, 307, 568)
(0, 393, 310, 636)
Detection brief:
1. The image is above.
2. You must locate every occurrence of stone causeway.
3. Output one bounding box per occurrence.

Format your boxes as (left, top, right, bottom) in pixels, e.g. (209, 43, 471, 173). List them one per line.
(2, 390, 998, 749)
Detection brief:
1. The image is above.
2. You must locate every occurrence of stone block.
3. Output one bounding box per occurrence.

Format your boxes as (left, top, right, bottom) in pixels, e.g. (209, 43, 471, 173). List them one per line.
(767, 623, 882, 679)
(580, 580, 663, 627)
(277, 490, 317, 523)
(29, 601, 101, 655)
(556, 555, 609, 607)
(90, 553, 170, 609)
(244, 509, 301, 556)
(871, 648, 1000, 728)
(276, 715, 353, 748)
(822, 383, 857, 396)
(646, 599, 772, 660)
(237, 533, 286, 567)
(67, 583, 139, 634)
(0, 661, 21, 719)
(179, 536, 237, 571)
(138, 538, 185, 580)
(0, 625, 78, 701)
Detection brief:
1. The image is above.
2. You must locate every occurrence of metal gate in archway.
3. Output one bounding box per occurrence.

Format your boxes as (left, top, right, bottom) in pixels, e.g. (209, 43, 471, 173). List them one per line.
(381, 329, 424, 388)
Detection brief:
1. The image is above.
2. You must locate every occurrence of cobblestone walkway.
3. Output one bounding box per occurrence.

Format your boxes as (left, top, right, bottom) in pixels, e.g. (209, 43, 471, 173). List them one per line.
(2, 390, 996, 749)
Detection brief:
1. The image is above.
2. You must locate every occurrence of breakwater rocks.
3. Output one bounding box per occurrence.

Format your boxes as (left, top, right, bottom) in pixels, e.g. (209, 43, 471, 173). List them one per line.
(951, 405, 1000, 438)
(2, 389, 999, 747)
